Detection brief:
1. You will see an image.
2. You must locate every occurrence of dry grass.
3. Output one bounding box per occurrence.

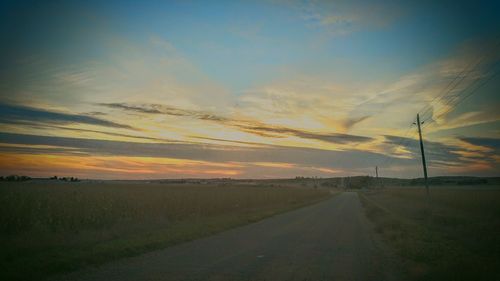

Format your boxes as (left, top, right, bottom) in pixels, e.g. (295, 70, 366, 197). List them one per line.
(0, 181, 332, 281)
(359, 187, 500, 281)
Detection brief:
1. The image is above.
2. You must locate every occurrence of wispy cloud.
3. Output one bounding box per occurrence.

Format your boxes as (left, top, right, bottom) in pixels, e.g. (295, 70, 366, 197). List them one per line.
(459, 136, 500, 166)
(289, 0, 404, 36)
(99, 102, 373, 145)
(459, 137, 500, 151)
(0, 153, 243, 179)
(0, 132, 395, 171)
(98, 103, 229, 122)
(27, 124, 179, 143)
(383, 135, 498, 171)
(385, 135, 458, 161)
(236, 123, 373, 144)
(340, 115, 371, 131)
(0, 103, 133, 129)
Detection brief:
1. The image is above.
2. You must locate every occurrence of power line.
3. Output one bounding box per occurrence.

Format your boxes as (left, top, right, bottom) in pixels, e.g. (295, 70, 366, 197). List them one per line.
(417, 39, 500, 120)
(423, 62, 500, 129)
(418, 57, 483, 119)
(378, 39, 500, 177)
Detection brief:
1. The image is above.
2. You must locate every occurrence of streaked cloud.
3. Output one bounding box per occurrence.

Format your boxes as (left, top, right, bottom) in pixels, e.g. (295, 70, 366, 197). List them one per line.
(459, 137, 500, 167)
(98, 102, 373, 145)
(0, 132, 394, 171)
(236, 123, 373, 144)
(0, 153, 243, 179)
(98, 103, 229, 122)
(290, 0, 404, 36)
(0, 103, 133, 129)
(383, 135, 499, 174)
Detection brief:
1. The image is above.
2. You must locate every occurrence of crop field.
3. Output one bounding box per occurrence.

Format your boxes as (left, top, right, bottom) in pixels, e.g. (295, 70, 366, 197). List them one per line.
(0, 181, 332, 281)
(359, 186, 500, 281)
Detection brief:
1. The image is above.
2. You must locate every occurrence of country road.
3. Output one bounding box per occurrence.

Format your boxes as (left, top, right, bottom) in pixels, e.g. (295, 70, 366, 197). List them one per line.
(54, 192, 403, 281)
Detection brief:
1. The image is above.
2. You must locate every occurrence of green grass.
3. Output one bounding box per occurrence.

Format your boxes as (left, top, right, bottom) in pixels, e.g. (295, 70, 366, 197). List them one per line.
(359, 187, 500, 281)
(0, 181, 332, 281)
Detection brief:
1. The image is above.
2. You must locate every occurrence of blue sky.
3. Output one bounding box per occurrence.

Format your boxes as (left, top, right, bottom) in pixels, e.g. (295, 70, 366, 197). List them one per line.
(4, 0, 498, 89)
(0, 0, 499, 178)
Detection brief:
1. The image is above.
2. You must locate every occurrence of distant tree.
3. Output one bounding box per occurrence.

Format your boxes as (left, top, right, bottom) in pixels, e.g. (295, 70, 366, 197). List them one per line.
(4, 175, 31, 182)
(20, 176, 30, 181)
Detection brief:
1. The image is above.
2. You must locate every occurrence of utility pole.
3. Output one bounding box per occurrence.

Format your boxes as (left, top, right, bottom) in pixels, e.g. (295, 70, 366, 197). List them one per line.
(415, 113, 429, 195)
(375, 166, 379, 188)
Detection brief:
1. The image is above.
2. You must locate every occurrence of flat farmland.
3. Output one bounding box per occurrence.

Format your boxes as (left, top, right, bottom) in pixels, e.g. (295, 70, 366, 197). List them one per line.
(359, 186, 500, 281)
(0, 181, 332, 281)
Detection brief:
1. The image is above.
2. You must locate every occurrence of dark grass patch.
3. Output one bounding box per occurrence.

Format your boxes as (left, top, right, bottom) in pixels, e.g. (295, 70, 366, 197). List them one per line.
(359, 188, 500, 281)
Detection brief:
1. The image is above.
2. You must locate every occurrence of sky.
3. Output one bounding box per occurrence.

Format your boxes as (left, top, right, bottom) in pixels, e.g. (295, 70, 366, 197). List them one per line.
(0, 0, 499, 179)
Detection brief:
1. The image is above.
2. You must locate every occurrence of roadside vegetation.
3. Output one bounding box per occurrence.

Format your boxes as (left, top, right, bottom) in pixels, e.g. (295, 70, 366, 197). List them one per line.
(0, 181, 332, 281)
(359, 187, 500, 281)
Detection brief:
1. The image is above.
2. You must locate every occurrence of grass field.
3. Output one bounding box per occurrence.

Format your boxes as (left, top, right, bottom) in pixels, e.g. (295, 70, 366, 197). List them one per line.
(359, 186, 500, 281)
(0, 181, 332, 281)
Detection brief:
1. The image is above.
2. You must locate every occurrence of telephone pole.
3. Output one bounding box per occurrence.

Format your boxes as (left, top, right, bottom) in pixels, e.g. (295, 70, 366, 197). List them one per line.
(416, 113, 429, 195)
(375, 166, 378, 179)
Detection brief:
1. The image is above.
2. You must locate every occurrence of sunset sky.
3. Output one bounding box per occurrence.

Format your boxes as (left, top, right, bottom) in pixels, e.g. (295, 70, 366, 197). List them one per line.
(1, 0, 499, 179)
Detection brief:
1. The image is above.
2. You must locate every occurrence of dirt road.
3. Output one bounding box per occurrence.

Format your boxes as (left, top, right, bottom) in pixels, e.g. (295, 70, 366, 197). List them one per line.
(55, 192, 402, 281)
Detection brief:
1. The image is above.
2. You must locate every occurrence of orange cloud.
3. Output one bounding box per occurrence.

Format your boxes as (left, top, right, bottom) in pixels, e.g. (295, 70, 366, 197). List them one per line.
(0, 154, 242, 179)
